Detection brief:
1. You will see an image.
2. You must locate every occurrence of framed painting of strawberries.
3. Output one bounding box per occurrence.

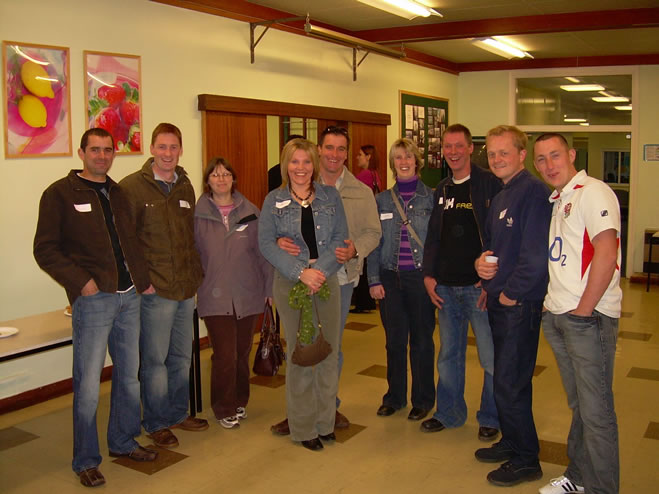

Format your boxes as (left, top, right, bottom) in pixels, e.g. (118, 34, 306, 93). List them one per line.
(2, 41, 72, 158)
(84, 51, 142, 154)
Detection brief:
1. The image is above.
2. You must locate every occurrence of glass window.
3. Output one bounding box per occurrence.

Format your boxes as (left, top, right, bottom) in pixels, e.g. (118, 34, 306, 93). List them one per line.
(516, 75, 631, 126)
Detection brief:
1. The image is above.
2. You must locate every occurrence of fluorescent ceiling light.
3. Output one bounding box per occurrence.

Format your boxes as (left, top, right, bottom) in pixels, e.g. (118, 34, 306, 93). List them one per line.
(579, 123, 590, 127)
(592, 96, 629, 102)
(560, 84, 605, 92)
(564, 77, 580, 83)
(615, 105, 632, 110)
(564, 118, 587, 122)
(472, 37, 532, 59)
(357, 0, 442, 19)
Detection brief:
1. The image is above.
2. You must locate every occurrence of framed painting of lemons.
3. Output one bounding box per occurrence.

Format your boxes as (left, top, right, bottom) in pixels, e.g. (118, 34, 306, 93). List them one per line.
(83, 51, 142, 155)
(2, 41, 72, 158)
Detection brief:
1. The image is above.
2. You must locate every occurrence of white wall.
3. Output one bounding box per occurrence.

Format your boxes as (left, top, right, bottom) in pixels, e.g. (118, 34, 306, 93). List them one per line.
(0, 0, 458, 398)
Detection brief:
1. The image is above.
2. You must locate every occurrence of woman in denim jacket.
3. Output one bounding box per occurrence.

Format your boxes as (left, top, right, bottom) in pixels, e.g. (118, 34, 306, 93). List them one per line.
(367, 138, 436, 421)
(258, 138, 349, 452)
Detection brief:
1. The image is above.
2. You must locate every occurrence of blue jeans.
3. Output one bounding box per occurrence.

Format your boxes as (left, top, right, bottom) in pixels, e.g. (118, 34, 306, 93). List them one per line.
(433, 284, 498, 429)
(542, 311, 619, 494)
(140, 294, 194, 433)
(487, 297, 542, 467)
(336, 282, 354, 409)
(379, 270, 436, 410)
(71, 288, 141, 473)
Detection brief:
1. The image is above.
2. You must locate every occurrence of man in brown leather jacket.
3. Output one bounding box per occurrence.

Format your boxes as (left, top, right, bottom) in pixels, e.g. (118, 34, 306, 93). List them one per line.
(34, 128, 157, 487)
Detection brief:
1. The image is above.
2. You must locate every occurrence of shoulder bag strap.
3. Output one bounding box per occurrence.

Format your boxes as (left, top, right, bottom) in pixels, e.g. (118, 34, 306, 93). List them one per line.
(390, 188, 423, 246)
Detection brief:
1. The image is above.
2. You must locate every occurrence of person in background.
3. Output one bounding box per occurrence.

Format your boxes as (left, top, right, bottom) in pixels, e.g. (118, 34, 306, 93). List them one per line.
(474, 125, 551, 487)
(258, 138, 349, 451)
(534, 133, 621, 494)
(421, 124, 501, 442)
(195, 157, 273, 429)
(367, 138, 436, 422)
(120, 123, 207, 449)
(268, 134, 304, 192)
(351, 144, 381, 313)
(34, 128, 157, 488)
(355, 144, 383, 193)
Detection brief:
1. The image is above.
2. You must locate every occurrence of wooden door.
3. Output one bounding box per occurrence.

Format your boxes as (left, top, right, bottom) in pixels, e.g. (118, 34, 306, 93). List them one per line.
(202, 111, 268, 208)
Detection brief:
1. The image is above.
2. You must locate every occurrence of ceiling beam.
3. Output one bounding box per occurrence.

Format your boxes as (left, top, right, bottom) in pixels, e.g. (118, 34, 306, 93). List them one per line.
(457, 53, 659, 72)
(356, 8, 659, 43)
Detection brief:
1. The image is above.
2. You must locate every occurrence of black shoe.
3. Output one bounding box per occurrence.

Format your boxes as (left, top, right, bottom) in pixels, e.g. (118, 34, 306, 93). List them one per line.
(349, 308, 370, 314)
(301, 438, 324, 451)
(475, 441, 517, 463)
(319, 432, 336, 441)
(377, 405, 396, 416)
(478, 426, 500, 442)
(407, 407, 429, 421)
(420, 417, 446, 433)
(487, 461, 543, 486)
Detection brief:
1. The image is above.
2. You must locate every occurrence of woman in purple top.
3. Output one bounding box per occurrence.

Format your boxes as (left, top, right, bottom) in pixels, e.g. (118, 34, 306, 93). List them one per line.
(355, 144, 383, 194)
(366, 139, 436, 421)
(351, 144, 381, 313)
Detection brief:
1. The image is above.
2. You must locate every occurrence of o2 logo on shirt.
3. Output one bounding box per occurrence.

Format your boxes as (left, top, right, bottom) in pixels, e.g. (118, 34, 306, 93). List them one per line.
(549, 236, 567, 266)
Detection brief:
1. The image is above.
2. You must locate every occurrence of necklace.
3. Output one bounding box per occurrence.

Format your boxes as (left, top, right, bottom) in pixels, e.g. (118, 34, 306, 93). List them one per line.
(291, 187, 312, 208)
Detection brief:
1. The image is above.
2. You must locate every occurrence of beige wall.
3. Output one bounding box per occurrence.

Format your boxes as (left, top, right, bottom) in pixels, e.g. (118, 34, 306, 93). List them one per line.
(0, 0, 458, 397)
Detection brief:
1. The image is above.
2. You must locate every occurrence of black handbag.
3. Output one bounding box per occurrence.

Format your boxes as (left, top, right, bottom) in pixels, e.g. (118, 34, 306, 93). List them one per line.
(252, 302, 286, 376)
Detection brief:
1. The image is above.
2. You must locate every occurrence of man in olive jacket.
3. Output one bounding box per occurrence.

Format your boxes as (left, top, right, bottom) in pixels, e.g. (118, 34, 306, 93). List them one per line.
(34, 128, 157, 487)
(120, 123, 206, 449)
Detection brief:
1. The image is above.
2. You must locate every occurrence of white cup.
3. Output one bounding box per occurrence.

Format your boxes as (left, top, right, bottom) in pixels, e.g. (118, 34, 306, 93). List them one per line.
(485, 255, 498, 264)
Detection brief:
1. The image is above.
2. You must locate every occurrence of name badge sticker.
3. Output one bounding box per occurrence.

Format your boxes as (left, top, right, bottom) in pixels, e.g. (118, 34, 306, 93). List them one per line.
(275, 200, 291, 208)
(438, 197, 444, 205)
(74, 203, 92, 212)
(179, 200, 191, 209)
(499, 208, 508, 220)
(236, 224, 248, 232)
(380, 212, 394, 220)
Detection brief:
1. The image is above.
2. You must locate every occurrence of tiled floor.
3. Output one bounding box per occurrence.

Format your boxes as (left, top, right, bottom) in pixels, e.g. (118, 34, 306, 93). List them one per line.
(0, 279, 657, 493)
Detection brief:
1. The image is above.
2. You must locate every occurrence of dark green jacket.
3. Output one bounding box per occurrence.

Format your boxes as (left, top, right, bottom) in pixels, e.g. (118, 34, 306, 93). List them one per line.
(119, 159, 203, 301)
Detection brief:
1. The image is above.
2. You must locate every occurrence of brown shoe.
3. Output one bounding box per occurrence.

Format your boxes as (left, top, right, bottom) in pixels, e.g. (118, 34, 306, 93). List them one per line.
(109, 445, 158, 462)
(270, 418, 290, 435)
(147, 428, 179, 448)
(171, 416, 209, 432)
(335, 410, 350, 429)
(78, 467, 105, 487)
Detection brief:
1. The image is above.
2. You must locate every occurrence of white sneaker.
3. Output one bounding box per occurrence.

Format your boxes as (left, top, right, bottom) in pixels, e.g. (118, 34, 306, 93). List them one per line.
(539, 476, 584, 494)
(219, 416, 240, 429)
(236, 407, 247, 419)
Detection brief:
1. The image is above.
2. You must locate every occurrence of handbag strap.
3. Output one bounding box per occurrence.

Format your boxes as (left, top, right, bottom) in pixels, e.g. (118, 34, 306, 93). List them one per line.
(390, 188, 423, 246)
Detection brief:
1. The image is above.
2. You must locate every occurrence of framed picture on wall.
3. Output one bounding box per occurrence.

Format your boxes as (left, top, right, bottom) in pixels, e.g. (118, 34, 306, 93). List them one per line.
(2, 41, 72, 158)
(399, 90, 448, 188)
(84, 51, 142, 154)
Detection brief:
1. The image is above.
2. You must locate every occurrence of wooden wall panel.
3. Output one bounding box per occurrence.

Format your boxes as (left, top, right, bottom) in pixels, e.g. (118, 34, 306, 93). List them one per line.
(350, 122, 388, 189)
(202, 111, 268, 208)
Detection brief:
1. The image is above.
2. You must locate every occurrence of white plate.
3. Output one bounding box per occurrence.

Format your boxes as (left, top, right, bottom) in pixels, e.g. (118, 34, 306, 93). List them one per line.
(0, 327, 19, 338)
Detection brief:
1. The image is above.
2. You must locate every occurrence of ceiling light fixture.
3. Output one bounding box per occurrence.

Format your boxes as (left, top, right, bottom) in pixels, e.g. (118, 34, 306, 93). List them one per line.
(564, 118, 587, 123)
(615, 105, 632, 110)
(564, 77, 581, 83)
(560, 84, 605, 92)
(579, 123, 590, 127)
(357, 0, 442, 19)
(472, 37, 532, 59)
(592, 96, 629, 103)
